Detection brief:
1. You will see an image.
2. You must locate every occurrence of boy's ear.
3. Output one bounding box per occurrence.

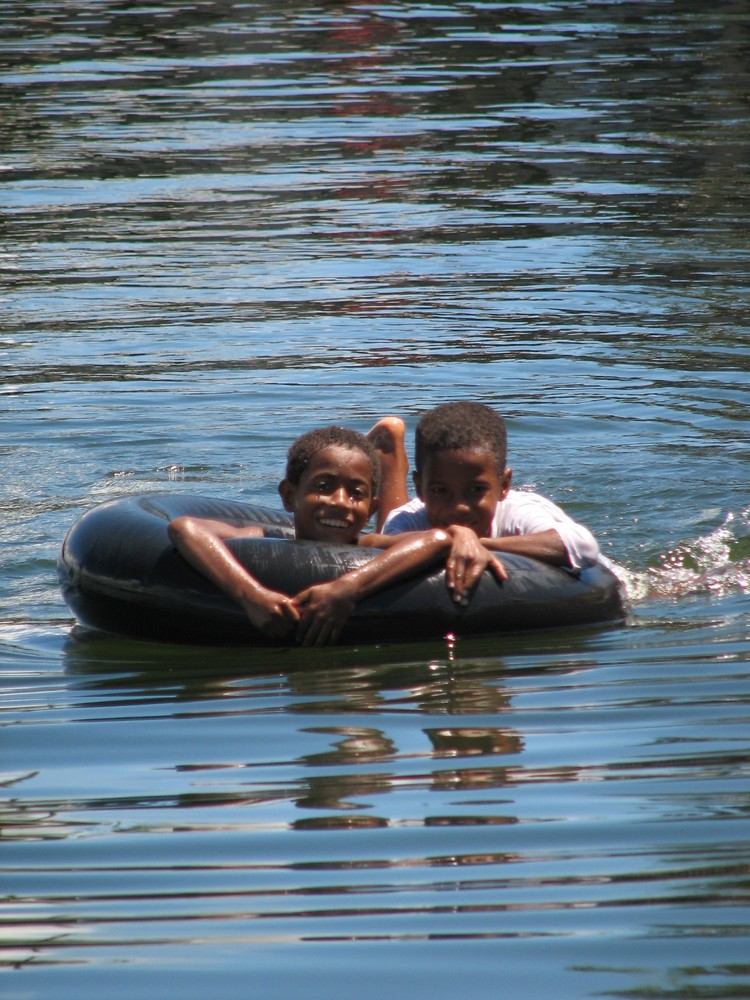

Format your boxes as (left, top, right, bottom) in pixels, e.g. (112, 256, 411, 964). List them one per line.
(278, 479, 296, 512)
(500, 466, 512, 499)
(369, 495, 379, 516)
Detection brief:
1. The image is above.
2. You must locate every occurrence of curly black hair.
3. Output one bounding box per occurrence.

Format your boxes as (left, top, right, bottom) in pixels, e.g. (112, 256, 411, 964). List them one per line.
(285, 426, 382, 495)
(414, 402, 507, 473)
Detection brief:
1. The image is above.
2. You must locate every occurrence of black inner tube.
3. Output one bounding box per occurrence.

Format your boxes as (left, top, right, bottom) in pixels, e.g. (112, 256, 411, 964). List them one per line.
(59, 492, 626, 646)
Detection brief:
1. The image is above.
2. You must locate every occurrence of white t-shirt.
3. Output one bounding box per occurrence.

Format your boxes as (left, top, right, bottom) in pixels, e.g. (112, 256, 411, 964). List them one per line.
(382, 490, 601, 571)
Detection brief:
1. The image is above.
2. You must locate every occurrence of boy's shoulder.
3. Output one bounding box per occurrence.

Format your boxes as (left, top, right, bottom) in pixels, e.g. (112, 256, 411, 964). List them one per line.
(383, 490, 567, 536)
(382, 496, 430, 533)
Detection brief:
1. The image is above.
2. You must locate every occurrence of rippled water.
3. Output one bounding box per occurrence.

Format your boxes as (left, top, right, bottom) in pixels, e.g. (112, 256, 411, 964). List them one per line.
(2, 3, 749, 998)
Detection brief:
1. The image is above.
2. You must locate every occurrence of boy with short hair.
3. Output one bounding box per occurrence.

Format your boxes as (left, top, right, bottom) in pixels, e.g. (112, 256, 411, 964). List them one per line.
(168, 425, 473, 646)
(372, 402, 602, 603)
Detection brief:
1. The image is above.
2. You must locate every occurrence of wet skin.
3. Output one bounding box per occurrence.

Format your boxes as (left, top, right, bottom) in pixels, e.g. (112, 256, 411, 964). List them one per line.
(279, 445, 378, 545)
(414, 447, 512, 537)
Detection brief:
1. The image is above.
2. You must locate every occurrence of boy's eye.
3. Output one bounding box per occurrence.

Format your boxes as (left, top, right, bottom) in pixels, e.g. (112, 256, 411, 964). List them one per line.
(310, 479, 368, 500)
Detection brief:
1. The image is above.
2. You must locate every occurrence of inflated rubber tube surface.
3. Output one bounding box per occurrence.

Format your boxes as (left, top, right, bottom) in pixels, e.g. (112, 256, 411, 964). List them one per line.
(58, 493, 626, 646)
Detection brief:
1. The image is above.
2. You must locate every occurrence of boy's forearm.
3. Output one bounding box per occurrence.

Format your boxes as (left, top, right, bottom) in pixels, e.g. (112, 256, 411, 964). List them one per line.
(357, 532, 405, 549)
(168, 517, 269, 605)
(341, 529, 452, 602)
(480, 529, 570, 566)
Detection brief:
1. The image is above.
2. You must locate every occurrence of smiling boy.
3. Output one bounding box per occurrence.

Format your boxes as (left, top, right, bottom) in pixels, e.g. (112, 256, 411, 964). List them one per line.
(167, 426, 467, 646)
(377, 402, 602, 602)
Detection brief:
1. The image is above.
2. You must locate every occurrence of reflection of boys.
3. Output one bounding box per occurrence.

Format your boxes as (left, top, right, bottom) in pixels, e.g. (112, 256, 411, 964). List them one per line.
(426, 727, 522, 758)
(370, 402, 602, 604)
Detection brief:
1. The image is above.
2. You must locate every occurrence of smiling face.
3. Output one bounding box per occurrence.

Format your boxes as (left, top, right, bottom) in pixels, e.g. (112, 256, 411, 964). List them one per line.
(414, 448, 512, 538)
(279, 444, 378, 544)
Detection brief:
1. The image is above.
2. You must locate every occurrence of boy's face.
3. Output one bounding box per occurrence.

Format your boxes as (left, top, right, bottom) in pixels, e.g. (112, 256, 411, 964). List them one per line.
(414, 448, 511, 538)
(279, 445, 378, 544)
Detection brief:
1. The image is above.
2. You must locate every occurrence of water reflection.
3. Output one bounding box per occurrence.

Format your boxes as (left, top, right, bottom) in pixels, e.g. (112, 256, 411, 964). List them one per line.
(426, 726, 520, 758)
(60, 623, 604, 711)
(49, 630, 536, 843)
(3, 1, 750, 994)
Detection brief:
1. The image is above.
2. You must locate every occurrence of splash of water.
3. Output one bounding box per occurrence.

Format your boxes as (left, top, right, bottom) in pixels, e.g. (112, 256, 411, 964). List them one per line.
(615, 509, 750, 604)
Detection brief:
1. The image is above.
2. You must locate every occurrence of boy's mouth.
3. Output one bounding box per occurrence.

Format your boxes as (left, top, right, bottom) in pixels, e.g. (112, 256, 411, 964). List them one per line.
(439, 515, 490, 535)
(441, 515, 476, 528)
(317, 515, 353, 532)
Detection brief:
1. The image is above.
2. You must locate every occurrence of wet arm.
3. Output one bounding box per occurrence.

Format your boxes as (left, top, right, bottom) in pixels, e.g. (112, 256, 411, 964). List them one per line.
(293, 529, 454, 646)
(368, 526, 509, 600)
(480, 529, 569, 566)
(167, 516, 299, 636)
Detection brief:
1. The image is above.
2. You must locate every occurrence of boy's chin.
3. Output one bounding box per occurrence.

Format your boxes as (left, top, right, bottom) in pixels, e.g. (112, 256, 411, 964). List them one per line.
(436, 519, 490, 537)
(311, 524, 361, 545)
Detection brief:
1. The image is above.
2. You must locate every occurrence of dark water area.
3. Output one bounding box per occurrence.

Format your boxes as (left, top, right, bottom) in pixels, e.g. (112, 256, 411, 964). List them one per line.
(2, 3, 749, 998)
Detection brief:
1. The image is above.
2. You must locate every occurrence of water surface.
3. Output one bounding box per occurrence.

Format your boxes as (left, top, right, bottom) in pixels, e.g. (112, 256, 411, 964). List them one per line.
(2, 3, 749, 998)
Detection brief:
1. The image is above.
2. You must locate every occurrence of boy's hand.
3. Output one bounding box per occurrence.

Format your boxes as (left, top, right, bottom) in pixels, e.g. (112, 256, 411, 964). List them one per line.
(239, 589, 300, 638)
(292, 579, 358, 646)
(446, 525, 507, 604)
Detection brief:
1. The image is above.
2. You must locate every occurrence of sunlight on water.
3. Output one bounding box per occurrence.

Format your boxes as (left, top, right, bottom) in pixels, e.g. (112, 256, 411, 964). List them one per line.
(2, 2, 749, 998)
(620, 508, 750, 604)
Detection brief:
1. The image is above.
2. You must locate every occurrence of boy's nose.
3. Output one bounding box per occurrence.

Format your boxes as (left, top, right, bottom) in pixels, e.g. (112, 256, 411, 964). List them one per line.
(330, 485, 350, 505)
(450, 500, 472, 522)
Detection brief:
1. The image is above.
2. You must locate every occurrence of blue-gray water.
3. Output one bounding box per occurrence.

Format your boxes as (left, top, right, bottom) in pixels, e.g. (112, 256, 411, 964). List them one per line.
(2, 3, 749, 998)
